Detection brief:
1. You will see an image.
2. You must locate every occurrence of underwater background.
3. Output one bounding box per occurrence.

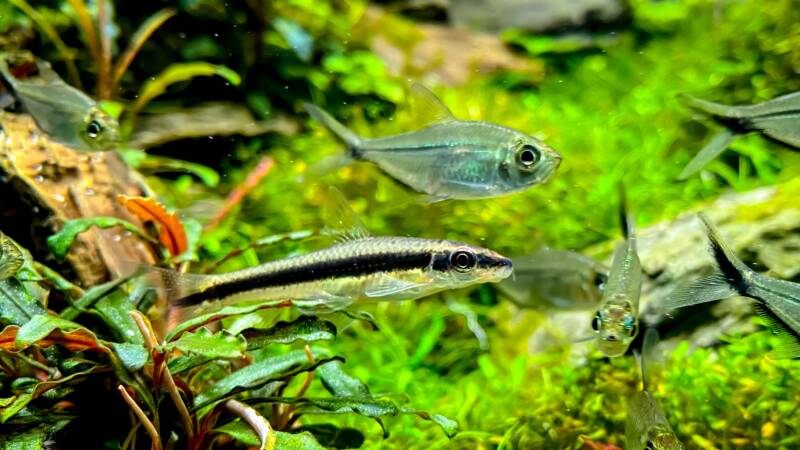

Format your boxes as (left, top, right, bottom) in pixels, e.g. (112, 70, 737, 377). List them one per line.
(1, 0, 800, 449)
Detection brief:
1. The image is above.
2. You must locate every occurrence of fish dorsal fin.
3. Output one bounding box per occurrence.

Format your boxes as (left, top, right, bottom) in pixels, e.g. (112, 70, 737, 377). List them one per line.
(323, 187, 371, 243)
(640, 328, 661, 392)
(410, 83, 456, 128)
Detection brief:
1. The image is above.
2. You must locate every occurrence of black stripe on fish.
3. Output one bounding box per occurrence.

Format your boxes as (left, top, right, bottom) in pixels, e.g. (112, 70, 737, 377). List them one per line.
(174, 250, 443, 307)
(707, 232, 747, 292)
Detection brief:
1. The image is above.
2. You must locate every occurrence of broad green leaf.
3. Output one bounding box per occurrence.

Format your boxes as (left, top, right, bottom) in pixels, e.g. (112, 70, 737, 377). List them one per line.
(194, 349, 341, 410)
(131, 62, 241, 114)
(0, 278, 47, 326)
(215, 420, 327, 450)
(112, 342, 149, 371)
(15, 315, 84, 349)
(166, 302, 293, 342)
(317, 361, 369, 397)
(46, 217, 150, 261)
(94, 292, 144, 344)
(244, 316, 337, 350)
(167, 328, 246, 359)
(0, 393, 32, 423)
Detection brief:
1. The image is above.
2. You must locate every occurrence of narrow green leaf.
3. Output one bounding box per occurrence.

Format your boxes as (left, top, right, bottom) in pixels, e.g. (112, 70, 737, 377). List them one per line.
(15, 315, 84, 349)
(167, 353, 213, 375)
(47, 217, 151, 261)
(112, 342, 148, 371)
(132, 62, 241, 114)
(139, 155, 220, 187)
(194, 349, 341, 410)
(167, 328, 246, 359)
(244, 316, 337, 350)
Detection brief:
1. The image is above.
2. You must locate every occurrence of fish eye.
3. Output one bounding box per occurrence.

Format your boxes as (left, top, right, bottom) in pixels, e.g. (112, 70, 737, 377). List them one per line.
(86, 120, 103, 138)
(591, 312, 601, 331)
(517, 145, 540, 167)
(593, 272, 607, 292)
(450, 250, 477, 272)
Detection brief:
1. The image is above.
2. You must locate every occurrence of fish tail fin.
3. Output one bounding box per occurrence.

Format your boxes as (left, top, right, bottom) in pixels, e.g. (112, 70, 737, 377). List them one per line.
(753, 304, 800, 360)
(678, 129, 737, 179)
(677, 93, 740, 119)
(122, 261, 217, 308)
(303, 103, 363, 158)
(660, 213, 747, 310)
(617, 183, 635, 240)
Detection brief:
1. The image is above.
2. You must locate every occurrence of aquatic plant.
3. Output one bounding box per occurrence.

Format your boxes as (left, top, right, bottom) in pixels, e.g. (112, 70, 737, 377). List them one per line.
(0, 0, 799, 448)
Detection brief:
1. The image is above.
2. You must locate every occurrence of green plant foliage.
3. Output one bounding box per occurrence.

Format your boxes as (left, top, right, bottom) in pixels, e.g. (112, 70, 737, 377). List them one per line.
(46, 217, 151, 260)
(1, 0, 799, 448)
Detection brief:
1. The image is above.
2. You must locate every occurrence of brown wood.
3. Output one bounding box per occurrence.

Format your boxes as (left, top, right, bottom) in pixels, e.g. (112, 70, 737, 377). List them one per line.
(0, 111, 159, 287)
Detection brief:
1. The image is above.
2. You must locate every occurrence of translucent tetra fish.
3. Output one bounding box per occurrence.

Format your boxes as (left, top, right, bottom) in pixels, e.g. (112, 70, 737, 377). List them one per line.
(499, 248, 608, 311)
(625, 328, 684, 450)
(592, 186, 641, 357)
(0, 53, 120, 152)
(303, 84, 561, 202)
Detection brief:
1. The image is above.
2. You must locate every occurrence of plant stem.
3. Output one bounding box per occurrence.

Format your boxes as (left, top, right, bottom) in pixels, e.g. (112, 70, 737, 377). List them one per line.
(131, 311, 195, 440)
(224, 399, 276, 450)
(118, 384, 162, 450)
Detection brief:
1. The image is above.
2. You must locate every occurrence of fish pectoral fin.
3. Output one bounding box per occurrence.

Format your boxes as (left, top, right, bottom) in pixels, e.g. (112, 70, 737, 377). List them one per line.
(409, 83, 456, 128)
(364, 274, 426, 298)
(678, 129, 737, 179)
(322, 187, 372, 243)
(753, 304, 800, 360)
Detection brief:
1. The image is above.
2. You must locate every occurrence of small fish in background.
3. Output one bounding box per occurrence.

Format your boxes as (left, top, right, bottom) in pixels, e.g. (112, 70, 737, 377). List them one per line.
(0, 53, 120, 152)
(678, 91, 800, 179)
(592, 186, 642, 357)
(137, 188, 512, 320)
(662, 213, 800, 359)
(498, 248, 608, 311)
(625, 328, 684, 450)
(303, 83, 561, 202)
(0, 233, 24, 280)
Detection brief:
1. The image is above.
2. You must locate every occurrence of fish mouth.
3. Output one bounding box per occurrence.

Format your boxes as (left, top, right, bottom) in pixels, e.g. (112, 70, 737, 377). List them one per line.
(597, 335, 628, 357)
(493, 258, 513, 280)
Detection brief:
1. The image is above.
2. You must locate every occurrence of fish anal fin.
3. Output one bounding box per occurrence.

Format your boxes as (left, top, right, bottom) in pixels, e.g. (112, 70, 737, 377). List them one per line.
(678, 129, 737, 179)
(364, 274, 425, 298)
(323, 187, 371, 243)
(409, 83, 456, 128)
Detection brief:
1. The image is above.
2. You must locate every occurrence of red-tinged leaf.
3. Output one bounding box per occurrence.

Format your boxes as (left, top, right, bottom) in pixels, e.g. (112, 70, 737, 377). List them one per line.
(579, 437, 623, 450)
(0, 325, 109, 353)
(117, 195, 188, 256)
(207, 156, 274, 231)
